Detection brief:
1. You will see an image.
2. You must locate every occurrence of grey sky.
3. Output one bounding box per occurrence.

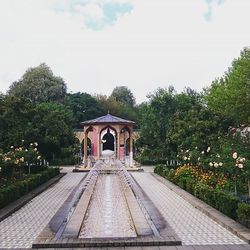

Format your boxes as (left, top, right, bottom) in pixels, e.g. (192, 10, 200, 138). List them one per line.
(0, 0, 249, 103)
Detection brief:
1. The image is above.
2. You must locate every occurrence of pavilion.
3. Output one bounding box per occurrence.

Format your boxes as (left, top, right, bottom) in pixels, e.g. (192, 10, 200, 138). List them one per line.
(79, 114, 136, 167)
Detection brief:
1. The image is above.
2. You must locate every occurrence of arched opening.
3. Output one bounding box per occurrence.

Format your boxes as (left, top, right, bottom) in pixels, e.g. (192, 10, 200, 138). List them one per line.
(100, 127, 116, 156)
(120, 126, 131, 158)
(102, 129, 115, 151)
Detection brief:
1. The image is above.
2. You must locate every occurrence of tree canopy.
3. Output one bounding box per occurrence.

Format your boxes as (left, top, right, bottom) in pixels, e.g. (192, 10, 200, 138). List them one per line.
(110, 86, 136, 107)
(206, 47, 250, 124)
(64, 92, 104, 128)
(8, 63, 67, 103)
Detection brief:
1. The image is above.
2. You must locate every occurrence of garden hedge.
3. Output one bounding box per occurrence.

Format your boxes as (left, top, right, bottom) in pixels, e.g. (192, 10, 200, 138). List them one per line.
(0, 167, 60, 209)
(237, 203, 250, 228)
(154, 164, 250, 228)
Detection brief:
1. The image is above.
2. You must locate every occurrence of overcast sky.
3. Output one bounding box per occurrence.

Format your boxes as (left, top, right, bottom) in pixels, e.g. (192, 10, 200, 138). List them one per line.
(0, 0, 249, 103)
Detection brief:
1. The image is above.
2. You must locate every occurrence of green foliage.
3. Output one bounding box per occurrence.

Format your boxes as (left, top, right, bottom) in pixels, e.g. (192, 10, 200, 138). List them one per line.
(137, 87, 229, 161)
(155, 165, 241, 221)
(206, 47, 250, 123)
(95, 94, 138, 122)
(194, 183, 240, 219)
(0, 167, 59, 209)
(0, 94, 77, 163)
(32, 102, 77, 161)
(64, 92, 104, 128)
(8, 63, 67, 103)
(237, 203, 250, 228)
(110, 86, 136, 107)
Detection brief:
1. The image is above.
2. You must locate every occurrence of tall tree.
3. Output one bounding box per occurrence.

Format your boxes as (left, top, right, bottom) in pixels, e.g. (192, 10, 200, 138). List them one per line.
(110, 86, 136, 106)
(8, 63, 67, 103)
(206, 47, 250, 124)
(95, 94, 138, 122)
(64, 92, 104, 128)
(0, 95, 76, 162)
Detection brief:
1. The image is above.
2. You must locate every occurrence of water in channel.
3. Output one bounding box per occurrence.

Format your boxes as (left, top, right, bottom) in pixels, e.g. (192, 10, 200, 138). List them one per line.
(79, 174, 137, 238)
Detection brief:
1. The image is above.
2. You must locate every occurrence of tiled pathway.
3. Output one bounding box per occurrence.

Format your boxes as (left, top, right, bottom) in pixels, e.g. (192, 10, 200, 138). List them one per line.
(0, 172, 85, 248)
(132, 173, 246, 246)
(0, 169, 248, 249)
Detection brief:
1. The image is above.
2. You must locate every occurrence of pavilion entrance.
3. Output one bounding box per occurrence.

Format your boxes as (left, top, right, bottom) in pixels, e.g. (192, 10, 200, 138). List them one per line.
(101, 127, 116, 154)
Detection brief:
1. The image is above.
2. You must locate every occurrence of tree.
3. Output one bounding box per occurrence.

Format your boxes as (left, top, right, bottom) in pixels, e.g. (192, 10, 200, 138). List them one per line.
(110, 86, 136, 106)
(0, 95, 76, 162)
(0, 95, 36, 150)
(8, 63, 67, 103)
(95, 94, 138, 122)
(32, 102, 77, 161)
(137, 87, 232, 162)
(206, 47, 250, 124)
(64, 92, 104, 128)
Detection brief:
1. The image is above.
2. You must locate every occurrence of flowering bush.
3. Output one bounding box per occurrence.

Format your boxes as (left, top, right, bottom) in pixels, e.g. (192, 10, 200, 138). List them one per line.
(0, 141, 45, 179)
(173, 164, 228, 190)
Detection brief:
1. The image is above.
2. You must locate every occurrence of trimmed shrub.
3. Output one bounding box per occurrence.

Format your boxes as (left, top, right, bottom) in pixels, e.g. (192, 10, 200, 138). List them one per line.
(0, 167, 60, 209)
(155, 165, 241, 220)
(237, 203, 250, 228)
(194, 183, 239, 219)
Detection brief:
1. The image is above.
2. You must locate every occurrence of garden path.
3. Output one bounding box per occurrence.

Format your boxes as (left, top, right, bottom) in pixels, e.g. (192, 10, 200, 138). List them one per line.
(132, 172, 246, 246)
(0, 172, 85, 248)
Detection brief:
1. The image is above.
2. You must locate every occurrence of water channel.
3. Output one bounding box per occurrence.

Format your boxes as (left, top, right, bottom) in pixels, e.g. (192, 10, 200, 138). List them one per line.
(79, 173, 136, 238)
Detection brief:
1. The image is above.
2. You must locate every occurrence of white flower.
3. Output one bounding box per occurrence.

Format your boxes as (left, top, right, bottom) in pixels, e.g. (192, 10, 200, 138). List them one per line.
(207, 146, 211, 152)
(238, 163, 244, 169)
(238, 157, 246, 163)
(201, 151, 204, 154)
(34, 148, 37, 151)
(232, 152, 237, 159)
(25, 149, 28, 152)
(209, 162, 213, 167)
(186, 149, 190, 153)
(214, 162, 219, 168)
(187, 157, 190, 160)
(37, 155, 41, 160)
(219, 162, 223, 166)
(10, 146, 14, 149)
(21, 139, 24, 142)
(34, 142, 38, 146)
(198, 157, 200, 161)
(216, 154, 220, 158)
(184, 156, 187, 160)
(195, 146, 198, 149)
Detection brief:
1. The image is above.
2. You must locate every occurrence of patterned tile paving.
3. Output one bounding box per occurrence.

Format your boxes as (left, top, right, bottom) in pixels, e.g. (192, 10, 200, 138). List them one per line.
(132, 173, 246, 246)
(0, 172, 85, 248)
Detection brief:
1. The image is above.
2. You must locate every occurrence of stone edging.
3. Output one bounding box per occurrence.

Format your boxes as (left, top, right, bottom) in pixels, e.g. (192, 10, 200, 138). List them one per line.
(0, 173, 66, 222)
(152, 173, 250, 244)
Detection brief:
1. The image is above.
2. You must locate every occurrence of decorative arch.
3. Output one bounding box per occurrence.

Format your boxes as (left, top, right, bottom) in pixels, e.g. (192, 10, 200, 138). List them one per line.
(100, 126, 117, 155)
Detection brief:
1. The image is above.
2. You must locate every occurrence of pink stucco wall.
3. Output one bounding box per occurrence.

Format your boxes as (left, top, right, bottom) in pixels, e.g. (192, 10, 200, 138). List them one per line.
(120, 146, 125, 158)
(92, 128, 98, 156)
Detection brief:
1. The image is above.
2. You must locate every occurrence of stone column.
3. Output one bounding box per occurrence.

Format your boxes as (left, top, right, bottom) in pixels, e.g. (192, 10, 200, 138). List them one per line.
(129, 129, 133, 167)
(97, 132, 100, 160)
(83, 131, 88, 166)
(117, 129, 120, 160)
